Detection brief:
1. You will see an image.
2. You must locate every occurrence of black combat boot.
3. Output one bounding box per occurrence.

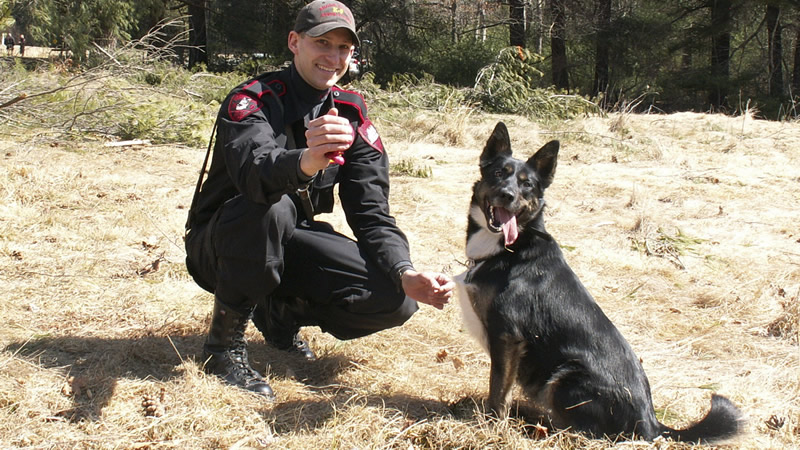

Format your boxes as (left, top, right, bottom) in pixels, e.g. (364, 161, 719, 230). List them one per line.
(252, 296, 317, 361)
(202, 298, 275, 399)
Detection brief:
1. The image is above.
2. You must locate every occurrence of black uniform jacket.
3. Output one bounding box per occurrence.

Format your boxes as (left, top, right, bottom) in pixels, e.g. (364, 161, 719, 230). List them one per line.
(189, 65, 413, 287)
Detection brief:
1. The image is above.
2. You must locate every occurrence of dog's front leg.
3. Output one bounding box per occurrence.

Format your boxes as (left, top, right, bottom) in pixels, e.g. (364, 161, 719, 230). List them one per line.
(487, 336, 525, 418)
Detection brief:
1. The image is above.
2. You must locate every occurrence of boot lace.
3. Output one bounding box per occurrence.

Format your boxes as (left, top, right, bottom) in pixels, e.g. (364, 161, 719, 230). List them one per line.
(225, 323, 263, 382)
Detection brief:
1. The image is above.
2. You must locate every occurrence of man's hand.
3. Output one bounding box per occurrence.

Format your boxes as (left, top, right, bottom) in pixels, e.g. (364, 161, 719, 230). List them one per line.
(401, 269, 455, 310)
(300, 108, 354, 176)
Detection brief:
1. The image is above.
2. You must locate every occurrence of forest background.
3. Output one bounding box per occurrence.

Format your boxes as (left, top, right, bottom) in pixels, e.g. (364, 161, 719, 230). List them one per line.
(3, 0, 800, 120)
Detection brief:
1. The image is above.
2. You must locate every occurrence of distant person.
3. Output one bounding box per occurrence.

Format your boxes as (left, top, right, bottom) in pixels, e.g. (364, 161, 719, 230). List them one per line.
(18, 34, 25, 57)
(4, 34, 14, 56)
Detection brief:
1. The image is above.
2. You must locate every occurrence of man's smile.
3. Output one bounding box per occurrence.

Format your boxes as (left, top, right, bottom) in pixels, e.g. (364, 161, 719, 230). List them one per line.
(316, 63, 339, 73)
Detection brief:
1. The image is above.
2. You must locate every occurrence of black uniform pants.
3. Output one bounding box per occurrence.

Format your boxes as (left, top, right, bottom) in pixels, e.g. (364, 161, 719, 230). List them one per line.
(185, 194, 418, 340)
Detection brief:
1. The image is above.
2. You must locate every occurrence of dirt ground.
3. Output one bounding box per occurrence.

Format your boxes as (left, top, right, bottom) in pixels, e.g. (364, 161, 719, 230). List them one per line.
(0, 45, 68, 60)
(0, 110, 798, 448)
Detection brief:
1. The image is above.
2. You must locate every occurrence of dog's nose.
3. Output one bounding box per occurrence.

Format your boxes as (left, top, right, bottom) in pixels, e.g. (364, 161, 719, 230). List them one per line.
(499, 188, 515, 203)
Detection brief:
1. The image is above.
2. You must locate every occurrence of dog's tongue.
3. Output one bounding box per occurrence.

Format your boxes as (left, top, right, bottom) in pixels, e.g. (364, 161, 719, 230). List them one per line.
(495, 207, 518, 246)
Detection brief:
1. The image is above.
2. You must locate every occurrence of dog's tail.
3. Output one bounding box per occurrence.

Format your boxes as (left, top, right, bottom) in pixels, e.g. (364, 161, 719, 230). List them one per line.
(659, 394, 743, 443)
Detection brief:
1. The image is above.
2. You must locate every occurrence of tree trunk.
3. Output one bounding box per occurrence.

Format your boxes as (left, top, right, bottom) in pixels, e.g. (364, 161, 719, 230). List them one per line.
(766, 3, 783, 97)
(793, 27, 800, 95)
(709, 0, 731, 109)
(510, 0, 526, 48)
(476, 1, 486, 42)
(550, 0, 568, 90)
(593, 0, 611, 101)
(525, 0, 533, 39)
(534, 0, 544, 54)
(450, 0, 457, 44)
(187, 1, 207, 69)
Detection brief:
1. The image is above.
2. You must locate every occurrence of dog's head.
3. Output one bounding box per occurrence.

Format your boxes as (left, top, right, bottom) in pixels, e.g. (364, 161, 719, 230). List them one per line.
(472, 121, 559, 247)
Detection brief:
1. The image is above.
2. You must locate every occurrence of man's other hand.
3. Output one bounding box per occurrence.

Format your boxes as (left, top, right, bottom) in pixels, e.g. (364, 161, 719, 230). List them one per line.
(401, 270, 454, 310)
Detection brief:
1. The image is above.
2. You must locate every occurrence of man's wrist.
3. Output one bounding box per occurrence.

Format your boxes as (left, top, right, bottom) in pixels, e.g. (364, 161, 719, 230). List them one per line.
(298, 148, 318, 178)
(398, 265, 414, 281)
(392, 263, 415, 290)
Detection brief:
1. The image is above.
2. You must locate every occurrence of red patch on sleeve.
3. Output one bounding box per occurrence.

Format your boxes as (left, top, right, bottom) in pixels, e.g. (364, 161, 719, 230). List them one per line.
(358, 120, 384, 153)
(227, 92, 262, 122)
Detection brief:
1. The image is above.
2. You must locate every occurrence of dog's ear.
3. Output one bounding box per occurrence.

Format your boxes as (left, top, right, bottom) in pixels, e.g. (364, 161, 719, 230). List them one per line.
(528, 140, 559, 188)
(480, 122, 512, 167)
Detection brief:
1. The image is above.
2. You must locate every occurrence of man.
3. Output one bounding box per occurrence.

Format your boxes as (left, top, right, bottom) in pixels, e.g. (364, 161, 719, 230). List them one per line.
(18, 34, 25, 57)
(4, 34, 14, 56)
(185, 0, 454, 400)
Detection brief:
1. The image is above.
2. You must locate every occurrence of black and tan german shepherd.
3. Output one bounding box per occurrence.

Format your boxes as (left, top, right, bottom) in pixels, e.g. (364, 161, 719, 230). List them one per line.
(455, 122, 742, 442)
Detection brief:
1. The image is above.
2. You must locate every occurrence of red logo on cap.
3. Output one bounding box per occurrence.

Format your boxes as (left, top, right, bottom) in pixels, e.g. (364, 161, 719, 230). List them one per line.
(320, 5, 352, 24)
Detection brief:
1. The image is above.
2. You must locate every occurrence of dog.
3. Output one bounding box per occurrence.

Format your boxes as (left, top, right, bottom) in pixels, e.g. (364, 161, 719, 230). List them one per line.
(455, 121, 742, 442)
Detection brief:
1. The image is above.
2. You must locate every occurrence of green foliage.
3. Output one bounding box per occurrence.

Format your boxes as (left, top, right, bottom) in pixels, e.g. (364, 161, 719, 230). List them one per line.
(477, 46, 546, 91)
(1, 0, 15, 29)
(359, 4, 502, 88)
(0, 46, 221, 147)
(350, 50, 601, 124)
(347, 72, 474, 126)
(630, 227, 705, 270)
(390, 158, 432, 178)
(370, 46, 424, 87)
(232, 57, 284, 79)
(11, 0, 798, 119)
(187, 72, 244, 106)
(346, 72, 384, 100)
(30, 0, 136, 63)
(92, 66, 219, 146)
(417, 37, 502, 87)
(130, 0, 174, 39)
(0, 52, 28, 76)
(3, 42, 607, 149)
(131, 59, 236, 104)
(385, 73, 471, 110)
(473, 47, 600, 120)
(359, 0, 428, 85)
(115, 100, 209, 147)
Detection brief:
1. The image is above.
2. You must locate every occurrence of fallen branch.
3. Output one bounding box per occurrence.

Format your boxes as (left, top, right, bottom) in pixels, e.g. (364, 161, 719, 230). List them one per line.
(0, 93, 28, 109)
(183, 88, 202, 99)
(92, 42, 122, 67)
(103, 139, 152, 147)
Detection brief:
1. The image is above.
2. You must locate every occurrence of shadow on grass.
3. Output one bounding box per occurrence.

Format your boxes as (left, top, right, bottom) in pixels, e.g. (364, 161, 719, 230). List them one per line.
(263, 391, 552, 440)
(2, 332, 354, 424)
(266, 390, 456, 433)
(3, 333, 547, 438)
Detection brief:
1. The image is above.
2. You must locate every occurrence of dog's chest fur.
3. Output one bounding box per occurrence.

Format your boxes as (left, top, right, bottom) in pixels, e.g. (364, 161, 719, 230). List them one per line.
(455, 265, 490, 353)
(465, 204, 506, 261)
(456, 204, 508, 353)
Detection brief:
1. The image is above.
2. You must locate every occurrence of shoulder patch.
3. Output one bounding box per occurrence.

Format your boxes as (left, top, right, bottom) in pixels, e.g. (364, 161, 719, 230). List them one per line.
(228, 78, 286, 121)
(358, 120, 384, 153)
(228, 92, 262, 122)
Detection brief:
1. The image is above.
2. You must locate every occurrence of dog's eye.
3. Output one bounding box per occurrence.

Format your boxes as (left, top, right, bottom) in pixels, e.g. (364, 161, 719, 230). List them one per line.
(521, 180, 533, 189)
(494, 170, 504, 177)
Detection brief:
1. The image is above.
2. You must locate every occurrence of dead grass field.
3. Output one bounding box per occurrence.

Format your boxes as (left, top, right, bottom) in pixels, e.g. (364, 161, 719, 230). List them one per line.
(1, 106, 798, 448)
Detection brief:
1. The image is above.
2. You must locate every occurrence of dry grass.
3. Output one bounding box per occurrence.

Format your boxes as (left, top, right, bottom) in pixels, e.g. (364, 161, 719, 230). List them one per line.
(1, 106, 799, 449)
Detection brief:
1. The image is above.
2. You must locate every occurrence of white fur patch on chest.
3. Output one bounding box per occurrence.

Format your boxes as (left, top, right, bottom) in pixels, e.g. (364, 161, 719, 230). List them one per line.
(465, 204, 504, 260)
(454, 270, 489, 353)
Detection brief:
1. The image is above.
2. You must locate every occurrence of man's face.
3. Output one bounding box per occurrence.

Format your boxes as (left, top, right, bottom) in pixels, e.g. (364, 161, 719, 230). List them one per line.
(288, 28, 355, 90)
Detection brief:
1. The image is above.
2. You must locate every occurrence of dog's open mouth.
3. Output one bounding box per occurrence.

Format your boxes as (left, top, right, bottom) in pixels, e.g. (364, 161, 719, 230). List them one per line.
(487, 205, 518, 246)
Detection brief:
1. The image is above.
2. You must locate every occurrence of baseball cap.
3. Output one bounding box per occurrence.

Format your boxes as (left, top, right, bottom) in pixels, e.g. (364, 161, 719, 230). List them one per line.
(294, 0, 360, 46)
